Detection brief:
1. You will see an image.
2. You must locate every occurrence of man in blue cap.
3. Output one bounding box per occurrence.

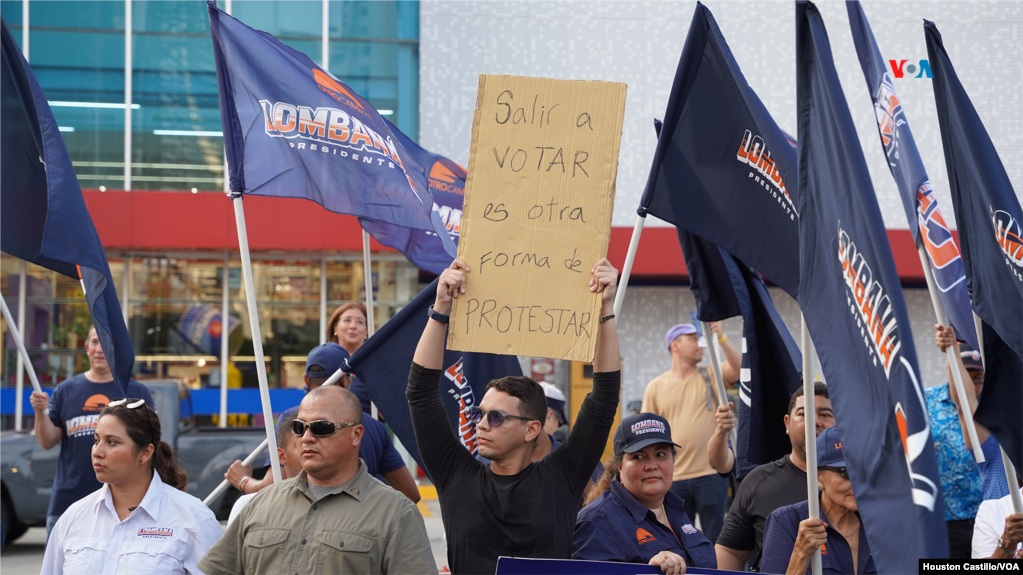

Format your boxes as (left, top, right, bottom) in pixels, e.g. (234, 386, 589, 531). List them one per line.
(224, 343, 420, 502)
(641, 322, 740, 545)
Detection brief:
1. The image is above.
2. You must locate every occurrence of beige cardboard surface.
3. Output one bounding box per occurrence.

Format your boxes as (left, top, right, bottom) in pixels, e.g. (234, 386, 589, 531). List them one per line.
(448, 74, 626, 362)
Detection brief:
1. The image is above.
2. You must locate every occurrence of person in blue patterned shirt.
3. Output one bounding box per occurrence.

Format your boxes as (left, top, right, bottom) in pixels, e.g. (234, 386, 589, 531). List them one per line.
(931, 326, 1013, 558)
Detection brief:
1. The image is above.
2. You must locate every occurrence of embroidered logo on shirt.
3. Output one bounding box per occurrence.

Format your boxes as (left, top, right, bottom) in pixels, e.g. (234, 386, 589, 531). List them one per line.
(681, 523, 699, 535)
(636, 528, 656, 545)
(820, 543, 828, 555)
(137, 527, 173, 539)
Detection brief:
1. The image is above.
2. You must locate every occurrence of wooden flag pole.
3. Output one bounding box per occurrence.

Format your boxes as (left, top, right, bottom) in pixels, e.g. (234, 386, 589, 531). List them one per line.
(972, 313, 1023, 514)
(701, 321, 737, 450)
(232, 197, 282, 483)
(801, 314, 823, 575)
(362, 229, 378, 419)
(1, 293, 45, 415)
(917, 245, 984, 462)
(612, 213, 646, 319)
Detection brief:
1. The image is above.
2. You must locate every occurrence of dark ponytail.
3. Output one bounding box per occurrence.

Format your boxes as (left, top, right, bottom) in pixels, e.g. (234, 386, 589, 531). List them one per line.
(99, 402, 188, 491)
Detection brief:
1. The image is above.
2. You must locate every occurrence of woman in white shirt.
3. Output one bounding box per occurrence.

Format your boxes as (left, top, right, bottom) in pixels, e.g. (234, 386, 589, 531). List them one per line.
(42, 398, 222, 574)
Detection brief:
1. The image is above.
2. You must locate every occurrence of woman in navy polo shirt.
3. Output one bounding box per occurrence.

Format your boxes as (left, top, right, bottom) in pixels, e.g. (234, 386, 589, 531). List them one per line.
(574, 413, 717, 574)
(760, 426, 876, 574)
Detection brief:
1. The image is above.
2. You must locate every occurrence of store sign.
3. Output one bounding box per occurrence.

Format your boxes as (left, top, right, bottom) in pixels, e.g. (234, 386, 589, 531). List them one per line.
(448, 74, 625, 362)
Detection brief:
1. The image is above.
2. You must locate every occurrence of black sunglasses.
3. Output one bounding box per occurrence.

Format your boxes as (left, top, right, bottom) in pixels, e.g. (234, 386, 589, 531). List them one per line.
(109, 398, 157, 444)
(466, 406, 535, 428)
(291, 418, 359, 438)
(820, 466, 849, 480)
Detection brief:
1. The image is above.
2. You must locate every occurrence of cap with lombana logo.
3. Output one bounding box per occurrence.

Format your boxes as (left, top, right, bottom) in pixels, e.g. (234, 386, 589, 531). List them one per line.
(82, 394, 111, 412)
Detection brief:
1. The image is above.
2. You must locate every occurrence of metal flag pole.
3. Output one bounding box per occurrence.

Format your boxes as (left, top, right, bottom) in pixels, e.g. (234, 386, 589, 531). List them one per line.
(613, 213, 646, 319)
(232, 197, 282, 483)
(1, 293, 45, 415)
(203, 438, 268, 507)
(15, 261, 27, 430)
(801, 314, 823, 575)
(917, 245, 984, 462)
(701, 321, 737, 450)
(362, 229, 379, 419)
(972, 312, 1023, 514)
(220, 252, 230, 429)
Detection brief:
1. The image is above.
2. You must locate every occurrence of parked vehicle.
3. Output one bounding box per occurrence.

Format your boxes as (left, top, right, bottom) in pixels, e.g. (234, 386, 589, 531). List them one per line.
(0, 380, 269, 542)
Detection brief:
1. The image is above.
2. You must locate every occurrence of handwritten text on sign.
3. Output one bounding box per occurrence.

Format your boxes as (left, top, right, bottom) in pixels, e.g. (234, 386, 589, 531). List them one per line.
(449, 75, 626, 362)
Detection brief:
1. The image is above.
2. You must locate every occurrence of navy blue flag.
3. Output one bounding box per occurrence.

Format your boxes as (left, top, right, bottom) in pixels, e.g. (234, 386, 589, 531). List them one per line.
(641, 2, 800, 298)
(358, 119, 464, 274)
(206, 2, 456, 259)
(1, 20, 132, 398)
(796, 3, 947, 567)
(653, 119, 801, 478)
(847, 1, 977, 349)
(343, 279, 522, 471)
(730, 260, 803, 477)
(925, 20, 1023, 472)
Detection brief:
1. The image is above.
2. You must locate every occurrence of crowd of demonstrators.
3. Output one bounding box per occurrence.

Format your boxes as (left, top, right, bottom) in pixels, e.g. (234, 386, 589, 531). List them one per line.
(42, 400, 222, 574)
(327, 302, 374, 413)
(714, 383, 835, 571)
(199, 385, 436, 575)
(406, 258, 621, 575)
(28, 325, 156, 538)
(933, 326, 1011, 502)
(223, 342, 419, 503)
(760, 427, 877, 575)
(641, 321, 740, 545)
(575, 413, 717, 574)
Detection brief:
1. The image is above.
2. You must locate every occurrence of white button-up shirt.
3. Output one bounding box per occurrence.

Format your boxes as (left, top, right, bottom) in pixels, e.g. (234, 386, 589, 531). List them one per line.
(42, 471, 223, 575)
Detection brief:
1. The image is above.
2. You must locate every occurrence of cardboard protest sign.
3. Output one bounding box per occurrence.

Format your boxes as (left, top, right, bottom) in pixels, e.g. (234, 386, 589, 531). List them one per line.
(449, 75, 626, 362)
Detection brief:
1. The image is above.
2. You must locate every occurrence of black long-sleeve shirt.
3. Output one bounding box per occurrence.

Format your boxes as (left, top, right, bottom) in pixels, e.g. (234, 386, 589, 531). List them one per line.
(407, 362, 620, 575)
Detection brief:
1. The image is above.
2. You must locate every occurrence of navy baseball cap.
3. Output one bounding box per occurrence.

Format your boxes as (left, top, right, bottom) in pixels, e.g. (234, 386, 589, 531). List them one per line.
(816, 426, 846, 468)
(614, 413, 682, 456)
(306, 343, 350, 377)
(959, 342, 983, 371)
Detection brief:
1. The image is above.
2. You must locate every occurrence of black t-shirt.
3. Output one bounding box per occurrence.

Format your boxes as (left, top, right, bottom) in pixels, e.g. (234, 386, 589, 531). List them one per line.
(407, 362, 620, 575)
(716, 454, 807, 562)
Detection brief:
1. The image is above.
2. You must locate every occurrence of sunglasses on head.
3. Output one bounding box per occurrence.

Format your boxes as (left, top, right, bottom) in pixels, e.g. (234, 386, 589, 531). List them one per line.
(291, 418, 358, 438)
(109, 398, 157, 444)
(466, 406, 535, 428)
(820, 466, 849, 480)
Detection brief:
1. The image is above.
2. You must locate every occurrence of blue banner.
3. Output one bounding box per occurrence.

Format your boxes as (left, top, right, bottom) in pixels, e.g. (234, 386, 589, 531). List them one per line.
(796, 2, 947, 567)
(358, 119, 464, 274)
(641, 2, 800, 298)
(1, 20, 133, 398)
(495, 557, 745, 575)
(343, 279, 522, 472)
(847, 1, 977, 350)
(925, 20, 1023, 472)
(206, 2, 455, 260)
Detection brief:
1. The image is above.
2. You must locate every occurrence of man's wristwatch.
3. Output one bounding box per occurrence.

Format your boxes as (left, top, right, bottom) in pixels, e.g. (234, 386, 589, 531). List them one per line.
(427, 305, 450, 324)
(997, 536, 1013, 554)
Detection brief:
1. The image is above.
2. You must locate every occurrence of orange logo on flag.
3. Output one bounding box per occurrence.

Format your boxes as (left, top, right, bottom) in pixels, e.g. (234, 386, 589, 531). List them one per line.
(636, 528, 656, 545)
(430, 162, 459, 184)
(312, 69, 364, 111)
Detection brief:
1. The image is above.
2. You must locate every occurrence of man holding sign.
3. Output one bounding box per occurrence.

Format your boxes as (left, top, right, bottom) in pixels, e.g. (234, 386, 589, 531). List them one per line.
(407, 257, 620, 575)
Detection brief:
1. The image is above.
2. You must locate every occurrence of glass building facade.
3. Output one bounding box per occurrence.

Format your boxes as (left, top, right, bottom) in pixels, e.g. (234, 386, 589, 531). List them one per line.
(0, 0, 419, 191)
(0, 1, 422, 427)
